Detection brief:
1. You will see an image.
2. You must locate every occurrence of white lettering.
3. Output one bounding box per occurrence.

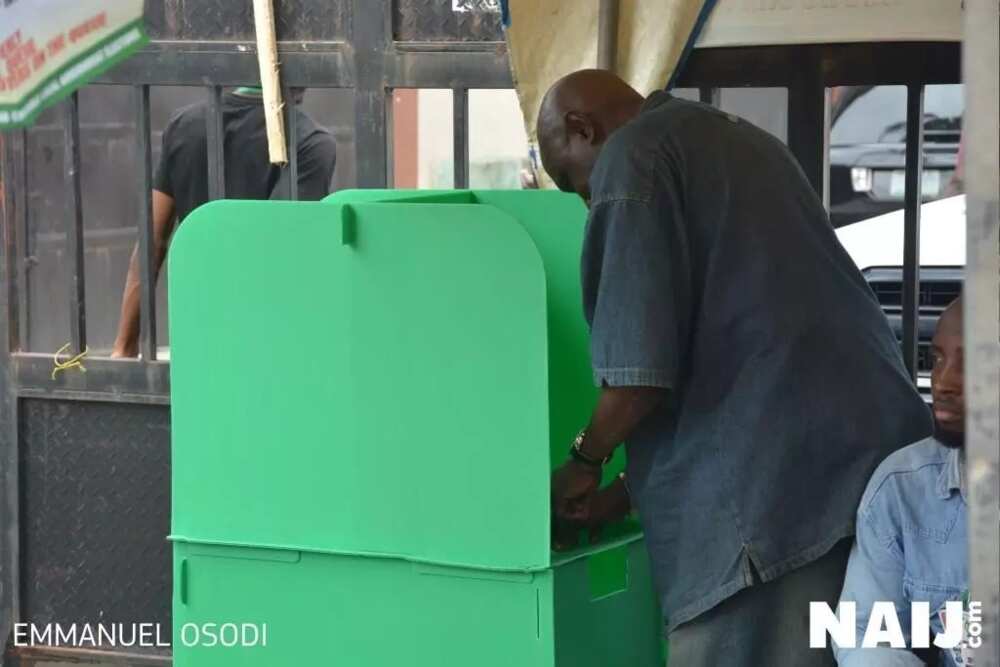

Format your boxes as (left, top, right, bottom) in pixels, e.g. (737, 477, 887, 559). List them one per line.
(98, 623, 116, 646)
(810, 602, 856, 648)
(933, 601, 964, 649)
(119, 623, 137, 647)
(863, 602, 906, 648)
(242, 623, 260, 646)
(78, 623, 96, 647)
(13, 623, 29, 646)
(54, 623, 77, 647)
(30, 623, 52, 646)
(181, 623, 199, 647)
(202, 622, 218, 647)
(139, 623, 154, 647)
(968, 601, 984, 647)
(911, 601, 931, 648)
(219, 623, 238, 647)
(157, 623, 170, 647)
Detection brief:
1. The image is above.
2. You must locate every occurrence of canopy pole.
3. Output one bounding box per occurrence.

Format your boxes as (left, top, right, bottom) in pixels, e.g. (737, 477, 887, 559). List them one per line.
(252, 0, 288, 164)
(963, 0, 1000, 663)
(597, 0, 619, 71)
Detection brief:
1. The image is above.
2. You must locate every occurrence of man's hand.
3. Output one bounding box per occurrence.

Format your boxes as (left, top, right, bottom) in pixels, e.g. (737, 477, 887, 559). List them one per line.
(110, 342, 138, 359)
(552, 468, 631, 550)
(552, 459, 602, 522)
(551, 460, 602, 549)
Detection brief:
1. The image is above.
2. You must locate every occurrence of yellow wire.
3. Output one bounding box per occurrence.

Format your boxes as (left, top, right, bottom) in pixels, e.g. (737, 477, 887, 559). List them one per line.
(51, 343, 90, 381)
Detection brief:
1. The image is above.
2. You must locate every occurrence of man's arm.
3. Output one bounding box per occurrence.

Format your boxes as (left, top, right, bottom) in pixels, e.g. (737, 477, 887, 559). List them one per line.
(551, 384, 665, 549)
(834, 507, 924, 667)
(111, 189, 176, 358)
(551, 384, 667, 538)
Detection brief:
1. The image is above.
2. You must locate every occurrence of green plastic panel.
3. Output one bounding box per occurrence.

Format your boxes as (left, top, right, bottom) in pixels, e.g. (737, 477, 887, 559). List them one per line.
(170, 191, 664, 667)
(172, 539, 662, 667)
(324, 190, 626, 486)
(170, 200, 552, 569)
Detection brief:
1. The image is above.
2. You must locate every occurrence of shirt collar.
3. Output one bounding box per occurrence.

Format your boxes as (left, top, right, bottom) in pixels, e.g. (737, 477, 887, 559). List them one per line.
(640, 90, 673, 114)
(936, 444, 965, 502)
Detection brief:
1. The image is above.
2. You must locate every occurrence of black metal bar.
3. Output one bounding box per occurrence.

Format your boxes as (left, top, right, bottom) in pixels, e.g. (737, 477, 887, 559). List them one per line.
(12, 353, 171, 403)
(698, 87, 720, 107)
(206, 85, 226, 200)
(453, 88, 470, 189)
(0, 393, 18, 641)
(901, 83, 924, 381)
(14, 130, 30, 352)
(2, 130, 27, 353)
(90, 40, 959, 91)
(386, 51, 513, 89)
(94, 45, 353, 87)
(63, 92, 86, 353)
(821, 88, 831, 212)
(675, 42, 960, 88)
(597, 0, 620, 71)
(786, 46, 827, 197)
(0, 126, 22, 649)
(14, 130, 29, 352)
(284, 85, 299, 200)
(352, 0, 391, 187)
(135, 85, 157, 361)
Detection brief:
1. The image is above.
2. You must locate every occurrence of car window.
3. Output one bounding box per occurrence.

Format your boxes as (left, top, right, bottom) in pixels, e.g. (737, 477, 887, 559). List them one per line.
(831, 85, 964, 146)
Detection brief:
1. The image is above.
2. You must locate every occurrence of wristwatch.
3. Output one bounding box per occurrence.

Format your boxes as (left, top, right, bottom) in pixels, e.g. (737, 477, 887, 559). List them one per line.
(569, 429, 612, 468)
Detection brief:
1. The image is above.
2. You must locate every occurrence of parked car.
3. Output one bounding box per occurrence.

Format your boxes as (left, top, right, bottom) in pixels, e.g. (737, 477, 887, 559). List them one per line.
(829, 85, 963, 228)
(836, 194, 965, 399)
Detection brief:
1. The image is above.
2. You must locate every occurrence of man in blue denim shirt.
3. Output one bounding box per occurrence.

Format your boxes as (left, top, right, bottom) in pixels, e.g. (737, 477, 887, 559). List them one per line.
(540, 70, 932, 664)
(836, 298, 970, 666)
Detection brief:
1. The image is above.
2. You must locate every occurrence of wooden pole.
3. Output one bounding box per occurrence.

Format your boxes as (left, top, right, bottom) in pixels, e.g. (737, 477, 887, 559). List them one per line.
(252, 0, 288, 164)
(597, 0, 619, 71)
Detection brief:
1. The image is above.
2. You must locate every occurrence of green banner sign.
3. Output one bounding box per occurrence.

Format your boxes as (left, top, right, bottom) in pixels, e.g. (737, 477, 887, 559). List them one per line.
(0, 0, 146, 129)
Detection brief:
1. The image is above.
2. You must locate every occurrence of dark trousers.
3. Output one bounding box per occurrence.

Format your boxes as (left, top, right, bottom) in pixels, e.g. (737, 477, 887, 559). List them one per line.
(667, 539, 852, 667)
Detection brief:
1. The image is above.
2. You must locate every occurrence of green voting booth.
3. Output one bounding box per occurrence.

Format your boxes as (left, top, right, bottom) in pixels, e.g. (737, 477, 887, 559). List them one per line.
(169, 190, 664, 666)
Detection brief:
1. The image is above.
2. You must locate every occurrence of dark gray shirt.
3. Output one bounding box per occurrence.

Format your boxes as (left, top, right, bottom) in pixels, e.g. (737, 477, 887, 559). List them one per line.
(582, 92, 932, 631)
(154, 92, 337, 224)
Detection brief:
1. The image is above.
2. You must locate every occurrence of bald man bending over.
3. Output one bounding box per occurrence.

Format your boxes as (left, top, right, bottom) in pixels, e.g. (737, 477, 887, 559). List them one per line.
(543, 70, 932, 665)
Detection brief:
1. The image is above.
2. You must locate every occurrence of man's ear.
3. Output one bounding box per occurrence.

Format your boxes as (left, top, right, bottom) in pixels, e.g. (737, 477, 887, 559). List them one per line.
(564, 111, 597, 144)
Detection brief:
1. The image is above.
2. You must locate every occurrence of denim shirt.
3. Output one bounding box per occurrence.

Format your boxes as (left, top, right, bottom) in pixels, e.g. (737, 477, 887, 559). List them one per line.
(581, 92, 933, 631)
(835, 439, 969, 667)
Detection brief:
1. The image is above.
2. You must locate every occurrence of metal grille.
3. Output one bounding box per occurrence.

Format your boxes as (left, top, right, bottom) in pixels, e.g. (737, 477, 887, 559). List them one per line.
(865, 267, 963, 374)
(867, 269, 964, 314)
(19, 400, 172, 650)
(394, 0, 503, 41)
(145, 0, 346, 41)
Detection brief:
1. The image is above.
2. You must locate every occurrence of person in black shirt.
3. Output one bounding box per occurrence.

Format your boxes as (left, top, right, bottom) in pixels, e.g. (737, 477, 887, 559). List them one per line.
(112, 87, 337, 357)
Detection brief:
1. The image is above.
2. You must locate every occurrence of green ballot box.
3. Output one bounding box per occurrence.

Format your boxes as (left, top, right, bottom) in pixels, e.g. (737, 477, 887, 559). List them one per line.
(169, 190, 665, 666)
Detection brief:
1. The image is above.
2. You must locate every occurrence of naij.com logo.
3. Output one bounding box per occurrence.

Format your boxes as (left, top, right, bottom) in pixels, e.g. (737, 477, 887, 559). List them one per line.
(810, 601, 984, 650)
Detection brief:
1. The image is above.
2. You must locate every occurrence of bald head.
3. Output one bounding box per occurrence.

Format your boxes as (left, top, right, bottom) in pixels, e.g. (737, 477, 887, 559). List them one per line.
(537, 69, 644, 198)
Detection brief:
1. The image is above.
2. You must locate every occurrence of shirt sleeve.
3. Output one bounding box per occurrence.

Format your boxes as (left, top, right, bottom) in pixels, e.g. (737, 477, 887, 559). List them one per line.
(834, 507, 924, 667)
(152, 115, 177, 196)
(581, 195, 690, 389)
